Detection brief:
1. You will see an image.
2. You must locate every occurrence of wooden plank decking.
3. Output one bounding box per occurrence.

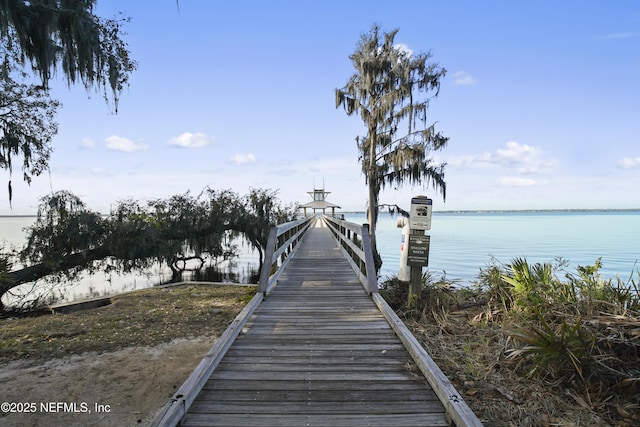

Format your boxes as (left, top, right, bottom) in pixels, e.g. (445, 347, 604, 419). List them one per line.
(180, 219, 449, 427)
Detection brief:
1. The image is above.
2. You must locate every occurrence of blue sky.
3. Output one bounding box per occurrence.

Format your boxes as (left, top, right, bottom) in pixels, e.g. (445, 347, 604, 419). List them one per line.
(3, 0, 639, 215)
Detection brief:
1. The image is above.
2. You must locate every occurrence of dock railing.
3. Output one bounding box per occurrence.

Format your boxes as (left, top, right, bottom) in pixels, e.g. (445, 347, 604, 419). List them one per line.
(152, 214, 483, 427)
(258, 215, 316, 296)
(151, 215, 315, 427)
(323, 214, 483, 427)
(323, 214, 378, 295)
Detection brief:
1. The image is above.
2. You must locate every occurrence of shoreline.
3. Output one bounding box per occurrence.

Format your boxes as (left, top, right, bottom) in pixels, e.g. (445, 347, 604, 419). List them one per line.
(3, 208, 640, 218)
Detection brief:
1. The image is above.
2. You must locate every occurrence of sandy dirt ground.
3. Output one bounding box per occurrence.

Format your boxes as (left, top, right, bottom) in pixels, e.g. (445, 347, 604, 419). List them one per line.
(0, 336, 215, 427)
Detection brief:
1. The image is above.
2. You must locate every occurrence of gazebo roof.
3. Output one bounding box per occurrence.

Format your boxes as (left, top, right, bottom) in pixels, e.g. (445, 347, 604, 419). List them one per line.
(299, 186, 341, 212)
(299, 200, 341, 210)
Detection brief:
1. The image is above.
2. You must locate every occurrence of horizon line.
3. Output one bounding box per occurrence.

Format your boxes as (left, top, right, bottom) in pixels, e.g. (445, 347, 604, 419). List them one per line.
(2, 207, 640, 218)
(341, 208, 640, 214)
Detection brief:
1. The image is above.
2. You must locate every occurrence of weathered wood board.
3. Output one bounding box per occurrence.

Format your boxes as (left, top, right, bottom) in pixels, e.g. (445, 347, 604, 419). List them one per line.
(180, 220, 450, 427)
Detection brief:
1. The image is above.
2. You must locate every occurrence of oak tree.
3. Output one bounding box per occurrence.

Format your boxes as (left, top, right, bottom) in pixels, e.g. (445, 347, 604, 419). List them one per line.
(0, 188, 296, 311)
(0, 0, 136, 205)
(0, 0, 136, 108)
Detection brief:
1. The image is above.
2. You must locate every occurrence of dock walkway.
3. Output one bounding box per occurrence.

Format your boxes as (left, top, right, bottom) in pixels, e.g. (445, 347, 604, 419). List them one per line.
(180, 219, 449, 427)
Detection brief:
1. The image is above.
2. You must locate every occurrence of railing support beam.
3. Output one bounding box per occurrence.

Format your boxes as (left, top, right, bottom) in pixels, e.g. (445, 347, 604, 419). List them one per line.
(258, 216, 315, 296)
(258, 226, 278, 296)
(360, 224, 378, 295)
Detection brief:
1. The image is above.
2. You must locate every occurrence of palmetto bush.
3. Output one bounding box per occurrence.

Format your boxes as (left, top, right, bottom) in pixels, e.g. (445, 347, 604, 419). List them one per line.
(379, 270, 458, 316)
(506, 308, 595, 380)
(381, 257, 640, 424)
(566, 258, 640, 316)
(501, 257, 579, 311)
(488, 257, 640, 410)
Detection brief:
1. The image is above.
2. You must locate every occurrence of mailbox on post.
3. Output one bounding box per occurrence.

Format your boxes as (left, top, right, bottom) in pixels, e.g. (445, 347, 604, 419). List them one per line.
(409, 196, 432, 231)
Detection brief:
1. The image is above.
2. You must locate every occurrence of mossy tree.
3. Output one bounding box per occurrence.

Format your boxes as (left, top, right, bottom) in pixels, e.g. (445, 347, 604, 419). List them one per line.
(0, 188, 296, 311)
(241, 188, 297, 271)
(0, 0, 136, 206)
(0, 0, 136, 107)
(336, 25, 448, 270)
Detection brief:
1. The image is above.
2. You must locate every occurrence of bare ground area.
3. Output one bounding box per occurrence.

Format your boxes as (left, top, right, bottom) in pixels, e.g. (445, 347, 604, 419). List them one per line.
(0, 336, 214, 426)
(0, 284, 255, 427)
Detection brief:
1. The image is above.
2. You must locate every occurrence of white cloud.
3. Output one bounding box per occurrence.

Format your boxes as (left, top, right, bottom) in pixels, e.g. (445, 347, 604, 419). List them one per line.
(497, 176, 536, 187)
(496, 141, 556, 173)
(166, 132, 212, 148)
(447, 153, 493, 169)
(104, 136, 149, 152)
(393, 43, 414, 58)
(452, 70, 476, 85)
(448, 141, 556, 174)
(618, 156, 640, 169)
(229, 153, 256, 166)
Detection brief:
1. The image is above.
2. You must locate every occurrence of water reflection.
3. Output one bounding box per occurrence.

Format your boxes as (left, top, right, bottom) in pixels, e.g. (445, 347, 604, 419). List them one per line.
(3, 238, 261, 308)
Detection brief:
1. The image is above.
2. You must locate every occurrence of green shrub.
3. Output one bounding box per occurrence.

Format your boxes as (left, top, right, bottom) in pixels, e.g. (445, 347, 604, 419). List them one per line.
(478, 257, 640, 392)
(380, 271, 461, 317)
(507, 308, 595, 380)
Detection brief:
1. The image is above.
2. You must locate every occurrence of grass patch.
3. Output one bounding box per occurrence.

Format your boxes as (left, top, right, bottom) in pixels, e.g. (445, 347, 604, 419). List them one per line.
(0, 284, 256, 364)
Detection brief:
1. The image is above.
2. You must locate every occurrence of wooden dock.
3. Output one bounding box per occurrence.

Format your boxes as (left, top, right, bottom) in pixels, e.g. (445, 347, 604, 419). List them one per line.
(153, 218, 481, 427)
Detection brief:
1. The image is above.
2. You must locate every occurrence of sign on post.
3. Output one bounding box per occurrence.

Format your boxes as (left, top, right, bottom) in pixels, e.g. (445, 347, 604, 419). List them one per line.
(406, 195, 433, 308)
(407, 235, 430, 266)
(409, 196, 432, 230)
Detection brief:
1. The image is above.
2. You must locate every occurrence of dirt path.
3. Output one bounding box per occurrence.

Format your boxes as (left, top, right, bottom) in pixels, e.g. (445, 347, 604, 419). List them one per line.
(0, 336, 215, 427)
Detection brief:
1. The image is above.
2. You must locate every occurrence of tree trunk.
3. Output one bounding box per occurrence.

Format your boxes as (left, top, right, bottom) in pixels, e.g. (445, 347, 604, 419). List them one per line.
(256, 245, 264, 274)
(367, 174, 382, 271)
(168, 259, 182, 283)
(0, 247, 109, 310)
(367, 130, 383, 271)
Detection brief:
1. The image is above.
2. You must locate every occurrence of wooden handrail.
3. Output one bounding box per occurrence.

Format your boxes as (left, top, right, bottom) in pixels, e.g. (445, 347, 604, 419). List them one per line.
(152, 216, 315, 426)
(258, 215, 315, 296)
(323, 215, 378, 294)
(325, 214, 482, 425)
(373, 293, 484, 426)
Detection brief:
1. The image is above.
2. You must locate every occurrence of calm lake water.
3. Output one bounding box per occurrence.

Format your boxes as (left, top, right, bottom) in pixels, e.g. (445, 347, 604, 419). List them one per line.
(344, 211, 640, 284)
(0, 216, 261, 306)
(2, 211, 639, 305)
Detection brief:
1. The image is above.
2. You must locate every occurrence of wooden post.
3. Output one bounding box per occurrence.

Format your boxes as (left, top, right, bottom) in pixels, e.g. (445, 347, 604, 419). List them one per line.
(408, 228, 424, 308)
(361, 224, 379, 295)
(258, 226, 278, 296)
(407, 195, 432, 309)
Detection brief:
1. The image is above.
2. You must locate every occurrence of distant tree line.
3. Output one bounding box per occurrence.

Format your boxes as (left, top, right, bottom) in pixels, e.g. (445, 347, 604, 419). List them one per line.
(0, 187, 296, 312)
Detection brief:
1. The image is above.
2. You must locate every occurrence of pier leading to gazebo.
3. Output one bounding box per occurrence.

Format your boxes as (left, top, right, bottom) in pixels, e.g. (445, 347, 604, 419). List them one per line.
(299, 186, 341, 216)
